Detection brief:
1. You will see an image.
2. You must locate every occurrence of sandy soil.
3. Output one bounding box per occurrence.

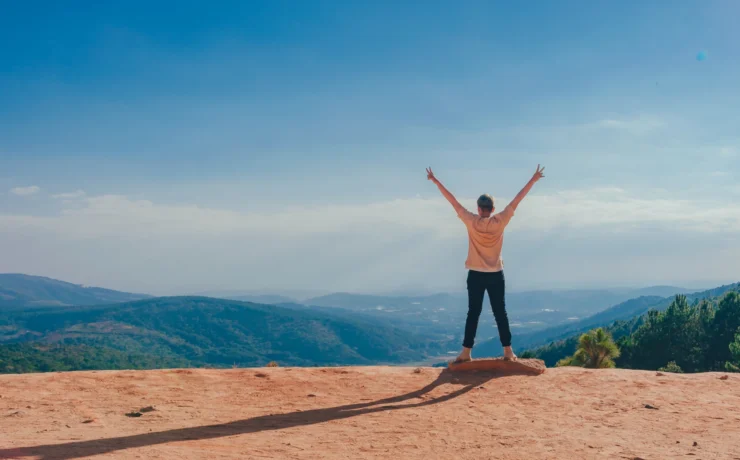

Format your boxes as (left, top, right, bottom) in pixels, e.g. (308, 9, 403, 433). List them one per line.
(1, 365, 739, 459)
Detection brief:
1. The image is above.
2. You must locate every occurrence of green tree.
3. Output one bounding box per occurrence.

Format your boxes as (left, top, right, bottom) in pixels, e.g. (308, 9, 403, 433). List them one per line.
(614, 335, 635, 369)
(628, 295, 708, 372)
(726, 330, 740, 372)
(556, 328, 620, 369)
(709, 292, 740, 369)
(694, 299, 716, 370)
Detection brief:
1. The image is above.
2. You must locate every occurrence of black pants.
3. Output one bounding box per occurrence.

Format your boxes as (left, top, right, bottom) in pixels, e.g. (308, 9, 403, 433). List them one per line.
(463, 270, 512, 349)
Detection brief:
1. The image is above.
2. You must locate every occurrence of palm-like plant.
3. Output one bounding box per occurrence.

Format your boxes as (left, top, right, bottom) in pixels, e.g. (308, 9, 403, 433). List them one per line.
(557, 328, 621, 369)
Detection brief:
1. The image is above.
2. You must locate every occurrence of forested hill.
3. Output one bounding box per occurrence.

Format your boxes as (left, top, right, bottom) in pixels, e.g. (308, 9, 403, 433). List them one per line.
(0, 274, 151, 308)
(475, 282, 740, 357)
(525, 288, 740, 372)
(0, 296, 445, 373)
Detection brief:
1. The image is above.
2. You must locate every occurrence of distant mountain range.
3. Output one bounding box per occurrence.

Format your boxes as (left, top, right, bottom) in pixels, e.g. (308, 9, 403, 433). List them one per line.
(0, 274, 151, 308)
(1, 273, 729, 372)
(294, 287, 698, 346)
(230, 294, 297, 305)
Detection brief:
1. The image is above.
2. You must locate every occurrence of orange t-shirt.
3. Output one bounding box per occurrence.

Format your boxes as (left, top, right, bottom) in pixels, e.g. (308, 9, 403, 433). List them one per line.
(456, 204, 515, 272)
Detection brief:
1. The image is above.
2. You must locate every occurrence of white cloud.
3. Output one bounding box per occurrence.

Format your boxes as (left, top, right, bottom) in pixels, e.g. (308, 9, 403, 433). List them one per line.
(1, 189, 738, 293)
(593, 115, 665, 134)
(52, 190, 86, 199)
(1, 187, 739, 239)
(9, 185, 40, 196)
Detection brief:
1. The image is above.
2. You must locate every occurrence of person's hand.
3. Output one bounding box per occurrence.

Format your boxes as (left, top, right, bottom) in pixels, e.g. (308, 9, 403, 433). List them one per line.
(531, 164, 545, 183)
(426, 167, 439, 184)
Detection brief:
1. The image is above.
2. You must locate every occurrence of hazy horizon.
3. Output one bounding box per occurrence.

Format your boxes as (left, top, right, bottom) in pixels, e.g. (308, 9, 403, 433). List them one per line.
(2, 2, 739, 295)
(0, 271, 730, 300)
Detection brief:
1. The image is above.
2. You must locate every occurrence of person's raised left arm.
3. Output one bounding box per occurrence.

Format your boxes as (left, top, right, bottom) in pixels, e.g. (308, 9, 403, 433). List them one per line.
(508, 164, 545, 211)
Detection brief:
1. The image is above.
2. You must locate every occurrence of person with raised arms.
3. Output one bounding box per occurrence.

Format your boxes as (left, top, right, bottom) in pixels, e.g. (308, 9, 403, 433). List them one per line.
(427, 165, 545, 363)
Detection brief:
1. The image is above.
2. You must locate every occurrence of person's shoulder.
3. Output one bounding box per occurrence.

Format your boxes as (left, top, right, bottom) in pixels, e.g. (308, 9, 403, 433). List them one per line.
(491, 205, 514, 224)
(458, 209, 480, 226)
(498, 204, 515, 217)
(456, 206, 475, 218)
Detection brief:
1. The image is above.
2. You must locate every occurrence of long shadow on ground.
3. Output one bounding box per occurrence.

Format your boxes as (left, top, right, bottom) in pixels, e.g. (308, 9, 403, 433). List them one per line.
(0, 368, 536, 460)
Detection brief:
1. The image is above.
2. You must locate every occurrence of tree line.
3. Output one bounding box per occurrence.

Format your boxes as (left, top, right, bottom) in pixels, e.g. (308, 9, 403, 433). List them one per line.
(0, 342, 191, 373)
(524, 291, 740, 373)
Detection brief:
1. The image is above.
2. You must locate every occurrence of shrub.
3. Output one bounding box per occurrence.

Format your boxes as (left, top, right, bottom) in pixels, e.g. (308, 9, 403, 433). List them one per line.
(657, 361, 683, 373)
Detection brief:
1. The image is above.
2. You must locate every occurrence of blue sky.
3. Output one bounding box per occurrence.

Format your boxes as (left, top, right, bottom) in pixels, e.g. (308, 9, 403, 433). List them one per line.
(1, 1, 739, 295)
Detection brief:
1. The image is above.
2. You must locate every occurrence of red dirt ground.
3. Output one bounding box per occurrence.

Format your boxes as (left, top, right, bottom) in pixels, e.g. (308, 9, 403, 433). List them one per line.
(1, 366, 739, 459)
